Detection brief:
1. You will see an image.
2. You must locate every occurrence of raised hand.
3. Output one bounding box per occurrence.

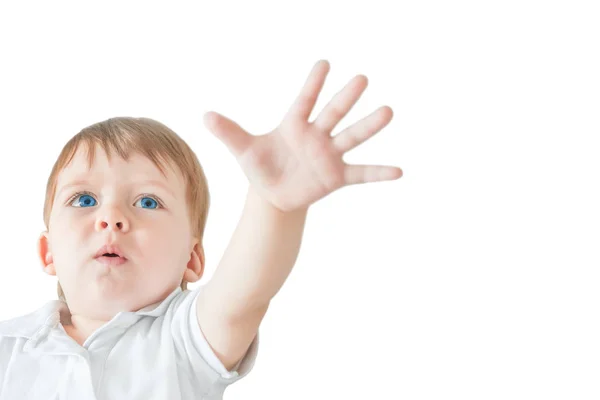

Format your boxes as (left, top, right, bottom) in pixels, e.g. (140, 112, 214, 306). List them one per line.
(203, 59, 402, 212)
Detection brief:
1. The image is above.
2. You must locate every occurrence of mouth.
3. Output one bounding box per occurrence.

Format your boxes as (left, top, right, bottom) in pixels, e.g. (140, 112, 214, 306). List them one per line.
(95, 254, 128, 266)
(94, 245, 128, 266)
(103, 253, 119, 257)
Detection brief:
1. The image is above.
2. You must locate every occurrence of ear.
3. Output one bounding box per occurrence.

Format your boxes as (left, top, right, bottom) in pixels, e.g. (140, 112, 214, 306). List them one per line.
(183, 240, 205, 284)
(37, 231, 56, 276)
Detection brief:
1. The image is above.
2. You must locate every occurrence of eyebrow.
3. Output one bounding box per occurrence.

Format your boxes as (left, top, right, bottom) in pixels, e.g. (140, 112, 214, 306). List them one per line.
(55, 179, 177, 200)
(55, 180, 92, 200)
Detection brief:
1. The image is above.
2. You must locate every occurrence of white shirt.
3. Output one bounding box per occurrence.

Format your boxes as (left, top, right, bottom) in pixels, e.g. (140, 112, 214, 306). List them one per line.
(0, 286, 259, 399)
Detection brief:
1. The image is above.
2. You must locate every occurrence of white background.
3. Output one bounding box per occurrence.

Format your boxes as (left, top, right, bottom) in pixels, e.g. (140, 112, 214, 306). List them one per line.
(0, 1, 599, 399)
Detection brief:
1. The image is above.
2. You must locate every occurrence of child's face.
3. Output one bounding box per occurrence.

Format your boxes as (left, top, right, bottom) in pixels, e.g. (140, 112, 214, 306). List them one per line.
(38, 144, 203, 317)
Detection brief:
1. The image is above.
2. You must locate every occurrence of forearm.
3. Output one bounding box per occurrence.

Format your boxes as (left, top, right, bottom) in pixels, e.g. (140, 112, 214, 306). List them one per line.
(207, 186, 308, 319)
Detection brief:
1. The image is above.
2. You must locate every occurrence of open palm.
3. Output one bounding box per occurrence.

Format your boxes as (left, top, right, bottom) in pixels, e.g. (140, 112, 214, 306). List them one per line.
(203, 60, 402, 212)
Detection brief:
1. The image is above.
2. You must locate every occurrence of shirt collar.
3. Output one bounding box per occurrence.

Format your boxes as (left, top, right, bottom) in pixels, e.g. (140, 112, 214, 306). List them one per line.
(0, 286, 183, 340)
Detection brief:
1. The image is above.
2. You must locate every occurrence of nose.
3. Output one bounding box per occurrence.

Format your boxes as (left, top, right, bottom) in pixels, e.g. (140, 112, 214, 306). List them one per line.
(95, 206, 130, 233)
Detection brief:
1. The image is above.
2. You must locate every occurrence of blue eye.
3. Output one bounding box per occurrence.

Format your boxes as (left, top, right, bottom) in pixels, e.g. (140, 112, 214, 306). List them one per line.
(71, 194, 97, 207)
(68, 192, 161, 209)
(135, 196, 159, 209)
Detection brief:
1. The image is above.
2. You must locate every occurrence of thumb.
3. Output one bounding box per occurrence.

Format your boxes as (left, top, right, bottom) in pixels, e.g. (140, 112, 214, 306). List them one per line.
(203, 111, 253, 158)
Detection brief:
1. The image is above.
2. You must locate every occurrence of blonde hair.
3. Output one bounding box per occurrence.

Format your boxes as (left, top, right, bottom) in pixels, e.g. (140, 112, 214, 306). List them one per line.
(43, 117, 210, 302)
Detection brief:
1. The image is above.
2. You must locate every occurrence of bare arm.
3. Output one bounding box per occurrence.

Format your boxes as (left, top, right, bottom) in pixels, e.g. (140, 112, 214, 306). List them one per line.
(196, 187, 307, 370)
(195, 60, 401, 371)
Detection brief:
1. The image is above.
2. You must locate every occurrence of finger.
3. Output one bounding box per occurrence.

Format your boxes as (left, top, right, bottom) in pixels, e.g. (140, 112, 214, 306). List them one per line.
(343, 164, 403, 185)
(313, 74, 368, 134)
(332, 106, 394, 154)
(284, 60, 330, 122)
(203, 111, 253, 158)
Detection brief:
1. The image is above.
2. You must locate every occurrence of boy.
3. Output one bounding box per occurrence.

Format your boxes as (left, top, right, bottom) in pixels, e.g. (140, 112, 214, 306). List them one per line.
(0, 60, 402, 399)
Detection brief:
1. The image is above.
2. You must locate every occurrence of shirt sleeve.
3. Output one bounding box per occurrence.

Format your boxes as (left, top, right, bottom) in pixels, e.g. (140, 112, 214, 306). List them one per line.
(188, 289, 259, 378)
(169, 286, 259, 389)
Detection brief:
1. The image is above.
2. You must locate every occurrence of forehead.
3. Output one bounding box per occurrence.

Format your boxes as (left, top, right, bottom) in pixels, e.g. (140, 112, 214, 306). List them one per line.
(56, 143, 184, 190)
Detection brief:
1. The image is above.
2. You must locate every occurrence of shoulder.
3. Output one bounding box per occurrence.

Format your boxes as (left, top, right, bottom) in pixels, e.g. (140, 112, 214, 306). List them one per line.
(154, 286, 203, 321)
(0, 301, 62, 339)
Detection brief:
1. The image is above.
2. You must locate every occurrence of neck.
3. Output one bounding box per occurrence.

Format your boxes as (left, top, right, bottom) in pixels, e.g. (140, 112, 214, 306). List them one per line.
(64, 315, 109, 346)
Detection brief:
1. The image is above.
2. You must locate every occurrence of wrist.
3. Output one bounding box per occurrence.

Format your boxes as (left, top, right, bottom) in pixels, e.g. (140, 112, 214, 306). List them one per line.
(246, 186, 310, 217)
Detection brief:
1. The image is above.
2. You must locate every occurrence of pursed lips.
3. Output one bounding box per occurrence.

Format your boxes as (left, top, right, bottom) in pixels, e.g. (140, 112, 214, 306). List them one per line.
(94, 244, 128, 266)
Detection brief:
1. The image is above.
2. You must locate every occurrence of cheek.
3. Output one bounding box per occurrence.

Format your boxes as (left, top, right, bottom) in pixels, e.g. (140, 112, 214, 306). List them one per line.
(137, 225, 188, 260)
(52, 210, 93, 235)
(50, 216, 89, 253)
